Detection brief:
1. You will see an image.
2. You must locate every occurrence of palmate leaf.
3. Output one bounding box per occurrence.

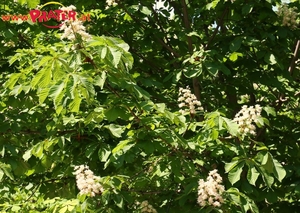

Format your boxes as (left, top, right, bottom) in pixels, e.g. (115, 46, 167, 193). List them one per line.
(38, 87, 50, 104)
(77, 74, 95, 101)
(31, 68, 51, 88)
(88, 36, 133, 70)
(106, 124, 124, 138)
(109, 47, 122, 68)
(112, 139, 134, 154)
(247, 165, 260, 186)
(228, 162, 245, 185)
(4, 73, 22, 89)
(49, 81, 66, 111)
(37, 56, 53, 69)
(69, 89, 81, 113)
(9, 84, 23, 96)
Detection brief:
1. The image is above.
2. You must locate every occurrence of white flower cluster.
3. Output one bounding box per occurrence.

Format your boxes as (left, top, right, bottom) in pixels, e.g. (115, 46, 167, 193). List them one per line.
(106, 0, 118, 8)
(178, 86, 203, 115)
(233, 104, 262, 136)
(74, 165, 104, 197)
(277, 4, 298, 29)
(197, 169, 225, 208)
(59, 6, 91, 41)
(139, 200, 157, 213)
(1, 40, 15, 47)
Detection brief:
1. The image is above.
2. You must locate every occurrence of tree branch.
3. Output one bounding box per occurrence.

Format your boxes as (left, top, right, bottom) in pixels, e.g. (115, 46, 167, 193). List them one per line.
(288, 40, 300, 76)
(180, 0, 201, 101)
(205, 7, 228, 50)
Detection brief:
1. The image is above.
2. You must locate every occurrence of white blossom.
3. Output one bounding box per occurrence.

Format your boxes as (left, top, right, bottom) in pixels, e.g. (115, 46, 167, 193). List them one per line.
(197, 169, 225, 208)
(233, 104, 262, 137)
(59, 6, 91, 41)
(277, 4, 298, 29)
(178, 86, 203, 115)
(137, 200, 157, 213)
(106, 0, 118, 8)
(74, 165, 104, 197)
(60, 20, 91, 41)
(1, 40, 15, 47)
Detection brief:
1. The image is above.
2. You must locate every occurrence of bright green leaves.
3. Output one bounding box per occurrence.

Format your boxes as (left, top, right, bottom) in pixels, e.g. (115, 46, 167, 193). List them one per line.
(49, 82, 66, 114)
(0, 162, 14, 181)
(4, 73, 23, 91)
(206, 0, 220, 10)
(17, 0, 40, 8)
(229, 52, 243, 62)
(247, 166, 260, 186)
(204, 112, 238, 136)
(4, 35, 135, 116)
(225, 159, 245, 185)
(105, 124, 124, 138)
(255, 151, 286, 183)
(225, 151, 286, 187)
(88, 36, 133, 70)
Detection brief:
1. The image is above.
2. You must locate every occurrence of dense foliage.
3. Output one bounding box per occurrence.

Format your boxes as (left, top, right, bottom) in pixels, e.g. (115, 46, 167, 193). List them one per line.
(1, 0, 300, 212)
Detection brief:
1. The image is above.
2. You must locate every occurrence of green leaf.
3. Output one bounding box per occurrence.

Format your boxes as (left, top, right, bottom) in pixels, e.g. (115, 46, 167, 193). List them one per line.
(263, 106, 276, 116)
(228, 162, 245, 185)
(23, 149, 32, 161)
(183, 65, 202, 78)
(59, 206, 68, 213)
(112, 140, 134, 154)
(49, 82, 65, 108)
(94, 71, 107, 89)
(229, 52, 243, 62)
(105, 107, 123, 122)
(69, 90, 82, 113)
(1, 163, 14, 180)
(140, 6, 151, 15)
(38, 87, 50, 104)
(225, 159, 240, 173)
(31, 68, 51, 88)
(222, 117, 239, 136)
(204, 61, 218, 76)
(109, 47, 122, 68)
(98, 144, 111, 162)
(114, 194, 124, 208)
(242, 4, 253, 15)
(32, 143, 44, 159)
(4, 73, 22, 89)
(256, 166, 274, 188)
(133, 85, 150, 99)
(106, 124, 124, 138)
(230, 37, 242, 52)
(85, 143, 99, 158)
(11, 205, 21, 212)
(272, 157, 286, 182)
(25, 0, 40, 8)
(155, 103, 166, 113)
(9, 85, 23, 96)
(262, 152, 274, 173)
(0, 170, 3, 181)
(247, 165, 260, 186)
(204, 61, 231, 76)
(264, 53, 277, 65)
(206, 0, 220, 10)
(37, 56, 53, 68)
